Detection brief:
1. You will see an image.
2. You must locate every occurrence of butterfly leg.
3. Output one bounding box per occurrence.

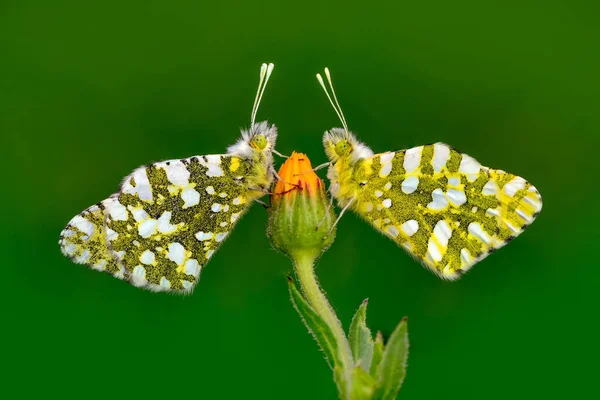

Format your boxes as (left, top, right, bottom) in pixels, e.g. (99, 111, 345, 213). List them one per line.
(316, 181, 338, 229)
(323, 197, 355, 240)
(270, 164, 301, 189)
(293, 162, 331, 177)
(272, 149, 289, 158)
(254, 199, 269, 209)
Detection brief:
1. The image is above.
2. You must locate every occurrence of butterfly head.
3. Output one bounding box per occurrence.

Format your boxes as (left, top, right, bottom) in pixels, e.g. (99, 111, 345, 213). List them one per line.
(228, 120, 278, 158)
(323, 128, 373, 164)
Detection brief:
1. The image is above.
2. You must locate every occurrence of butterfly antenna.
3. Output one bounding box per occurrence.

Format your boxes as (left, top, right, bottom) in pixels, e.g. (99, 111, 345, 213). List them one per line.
(251, 62, 275, 127)
(317, 68, 349, 137)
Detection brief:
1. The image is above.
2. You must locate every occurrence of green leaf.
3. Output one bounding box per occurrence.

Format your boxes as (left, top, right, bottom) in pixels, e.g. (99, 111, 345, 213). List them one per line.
(350, 366, 376, 400)
(348, 299, 374, 371)
(372, 317, 409, 400)
(288, 278, 340, 369)
(369, 331, 384, 377)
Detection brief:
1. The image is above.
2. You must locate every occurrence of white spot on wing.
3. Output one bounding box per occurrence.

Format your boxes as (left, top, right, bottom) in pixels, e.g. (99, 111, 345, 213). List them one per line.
(184, 259, 201, 276)
(503, 177, 526, 197)
(71, 216, 95, 236)
(138, 219, 157, 238)
(516, 209, 532, 223)
(401, 176, 419, 194)
(129, 206, 148, 222)
(140, 250, 155, 265)
(382, 199, 392, 208)
(181, 187, 200, 208)
(108, 201, 128, 221)
(380, 162, 392, 177)
(458, 154, 481, 175)
(401, 220, 419, 237)
(161, 160, 190, 185)
(167, 242, 186, 265)
(447, 189, 467, 207)
(433, 220, 452, 247)
(75, 249, 91, 264)
(468, 222, 492, 245)
(386, 225, 399, 238)
(427, 239, 443, 263)
(206, 186, 215, 195)
(157, 211, 177, 234)
(380, 152, 395, 164)
(195, 231, 213, 241)
(215, 232, 228, 242)
(403, 146, 422, 173)
(132, 265, 147, 286)
(427, 189, 448, 210)
(432, 144, 451, 172)
(211, 203, 222, 212)
(160, 276, 171, 289)
(122, 167, 153, 201)
(106, 227, 119, 242)
(199, 155, 225, 177)
(505, 220, 521, 234)
(482, 180, 498, 195)
(448, 177, 461, 187)
(460, 248, 472, 265)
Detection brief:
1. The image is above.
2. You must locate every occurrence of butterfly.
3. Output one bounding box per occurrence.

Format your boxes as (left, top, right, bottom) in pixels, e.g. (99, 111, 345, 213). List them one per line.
(59, 63, 281, 293)
(314, 68, 543, 280)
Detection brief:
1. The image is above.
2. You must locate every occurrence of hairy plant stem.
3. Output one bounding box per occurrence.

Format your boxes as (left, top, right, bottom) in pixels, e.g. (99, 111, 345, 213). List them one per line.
(292, 250, 354, 390)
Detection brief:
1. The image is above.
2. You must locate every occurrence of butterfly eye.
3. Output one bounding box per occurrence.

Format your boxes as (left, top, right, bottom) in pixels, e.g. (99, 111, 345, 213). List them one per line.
(252, 134, 267, 150)
(334, 140, 351, 156)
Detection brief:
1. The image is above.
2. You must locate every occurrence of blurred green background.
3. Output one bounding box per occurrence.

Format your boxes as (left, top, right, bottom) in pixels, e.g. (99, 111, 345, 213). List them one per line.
(1, 1, 597, 398)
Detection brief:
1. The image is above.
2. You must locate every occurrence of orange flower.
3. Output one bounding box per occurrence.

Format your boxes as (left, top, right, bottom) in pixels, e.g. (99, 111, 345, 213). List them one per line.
(267, 152, 336, 260)
(273, 151, 322, 198)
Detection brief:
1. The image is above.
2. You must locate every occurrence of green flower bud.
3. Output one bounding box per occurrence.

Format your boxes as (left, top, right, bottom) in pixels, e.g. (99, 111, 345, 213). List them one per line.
(267, 152, 336, 261)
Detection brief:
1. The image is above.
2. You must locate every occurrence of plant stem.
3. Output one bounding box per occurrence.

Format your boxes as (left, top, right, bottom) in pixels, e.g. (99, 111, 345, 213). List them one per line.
(292, 251, 354, 390)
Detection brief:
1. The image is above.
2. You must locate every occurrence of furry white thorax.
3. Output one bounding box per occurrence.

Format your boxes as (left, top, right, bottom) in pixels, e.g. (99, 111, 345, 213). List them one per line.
(322, 128, 374, 164)
(226, 120, 278, 159)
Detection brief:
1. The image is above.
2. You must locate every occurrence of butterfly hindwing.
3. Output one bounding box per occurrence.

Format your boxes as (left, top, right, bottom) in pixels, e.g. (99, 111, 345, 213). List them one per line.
(103, 154, 254, 293)
(351, 143, 542, 279)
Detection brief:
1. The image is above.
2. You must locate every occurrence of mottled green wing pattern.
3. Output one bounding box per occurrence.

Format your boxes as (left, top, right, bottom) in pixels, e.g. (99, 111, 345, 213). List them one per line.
(60, 154, 257, 293)
(351, 143, 542, 279)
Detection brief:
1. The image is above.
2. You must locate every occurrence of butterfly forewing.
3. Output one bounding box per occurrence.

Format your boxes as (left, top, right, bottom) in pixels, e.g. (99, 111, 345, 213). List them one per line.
(352, 143, 542, 279)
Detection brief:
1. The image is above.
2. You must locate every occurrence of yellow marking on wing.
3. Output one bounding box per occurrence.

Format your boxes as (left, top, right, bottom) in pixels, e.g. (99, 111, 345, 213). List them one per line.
(229, 157, 240, 172)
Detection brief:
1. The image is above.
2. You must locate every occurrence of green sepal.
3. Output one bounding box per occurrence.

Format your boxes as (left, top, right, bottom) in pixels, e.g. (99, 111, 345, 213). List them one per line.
(369, 331, 384, 377)
(288, 278, 340, 369)
(372, 317, 409, 400)
(350, 366, 377, 400)
(348, 299, 374, 372)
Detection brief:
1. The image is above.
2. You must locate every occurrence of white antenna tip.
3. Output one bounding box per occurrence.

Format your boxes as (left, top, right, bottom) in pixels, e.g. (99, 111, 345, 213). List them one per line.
(266, 63, 275, 77)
